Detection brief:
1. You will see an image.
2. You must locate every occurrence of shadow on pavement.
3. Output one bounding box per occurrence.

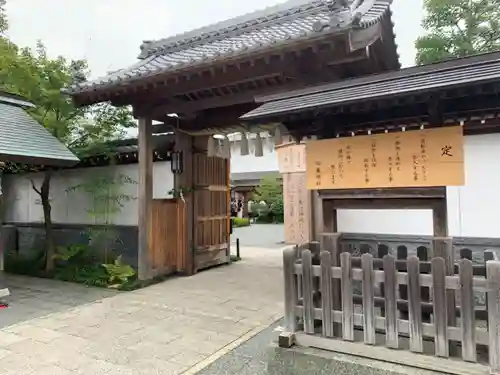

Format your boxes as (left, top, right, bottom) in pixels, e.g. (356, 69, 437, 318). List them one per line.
(0, 274, 117, 328)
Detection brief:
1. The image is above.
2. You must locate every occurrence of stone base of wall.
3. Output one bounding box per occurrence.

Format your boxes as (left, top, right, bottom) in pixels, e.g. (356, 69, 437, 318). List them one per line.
(1, 223, 138, 268)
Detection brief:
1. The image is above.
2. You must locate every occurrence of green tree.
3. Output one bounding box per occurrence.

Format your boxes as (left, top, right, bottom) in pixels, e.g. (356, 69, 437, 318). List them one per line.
(0, 27, 135, 270)
(0, 0, 7, 34)
(416, 0, 500, 65)
(253, 174, 284, 223)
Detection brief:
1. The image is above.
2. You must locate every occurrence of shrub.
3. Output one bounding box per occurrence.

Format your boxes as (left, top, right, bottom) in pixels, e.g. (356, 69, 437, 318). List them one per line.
(232, 217, 250, 228)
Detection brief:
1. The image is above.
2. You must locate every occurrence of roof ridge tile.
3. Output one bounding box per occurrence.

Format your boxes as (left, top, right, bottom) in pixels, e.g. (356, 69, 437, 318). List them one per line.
(65, 0, 394, 96)
(139, 0, 326, 58)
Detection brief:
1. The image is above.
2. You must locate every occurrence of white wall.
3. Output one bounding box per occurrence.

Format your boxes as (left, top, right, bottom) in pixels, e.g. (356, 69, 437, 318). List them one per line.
(230, 137, 278, 174)
(338, 133, 500, 238)
(3, 162, 174, 226)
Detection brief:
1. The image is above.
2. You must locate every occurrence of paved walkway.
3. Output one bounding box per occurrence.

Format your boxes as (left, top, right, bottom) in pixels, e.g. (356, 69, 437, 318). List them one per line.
(0, 247, 285, 375)
(232, 224, 285, 248)
(196, 320, 442, 375)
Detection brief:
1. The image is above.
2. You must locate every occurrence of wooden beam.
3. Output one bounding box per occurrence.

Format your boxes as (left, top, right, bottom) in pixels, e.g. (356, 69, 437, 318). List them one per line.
(329, 198, 443, 210)
(138, 117, 154, 280)
(318, 187, 447, 200)
(157, 102, 258, 131)
(145, 79, 317, 118)
(148, 91, 260, 118)
(113, 46, 367, 110)
(115, 57, 299, 108)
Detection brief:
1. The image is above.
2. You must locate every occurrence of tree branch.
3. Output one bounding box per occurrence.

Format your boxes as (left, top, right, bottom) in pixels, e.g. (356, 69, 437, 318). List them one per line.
(28, 178, 42, 196)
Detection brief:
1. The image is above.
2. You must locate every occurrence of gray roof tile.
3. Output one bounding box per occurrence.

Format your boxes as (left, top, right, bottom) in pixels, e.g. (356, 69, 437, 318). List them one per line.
(0, 100, 79, 166)
(66, 0, 393, 95)
(240, 51, 500, 121)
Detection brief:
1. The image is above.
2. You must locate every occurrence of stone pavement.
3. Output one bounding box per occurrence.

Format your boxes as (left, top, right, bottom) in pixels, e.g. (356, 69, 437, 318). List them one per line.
(196, 320, 442, 375)
(0, 246, 285, 375)
(1, 274, 117, 328)
(232, 224, 285, 248)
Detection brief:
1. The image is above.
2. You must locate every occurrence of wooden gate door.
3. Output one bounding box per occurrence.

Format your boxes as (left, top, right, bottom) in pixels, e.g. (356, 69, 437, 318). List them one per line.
(193, 153, 230, 271)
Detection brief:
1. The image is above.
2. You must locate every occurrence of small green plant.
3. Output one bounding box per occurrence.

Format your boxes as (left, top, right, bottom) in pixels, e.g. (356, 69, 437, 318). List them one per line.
(168, 186, 194, 199)
(101, 255, 136, 285)
(232, 217, 250, 228)
(53, 244, 88, 261)
(66, 172, 137, 263)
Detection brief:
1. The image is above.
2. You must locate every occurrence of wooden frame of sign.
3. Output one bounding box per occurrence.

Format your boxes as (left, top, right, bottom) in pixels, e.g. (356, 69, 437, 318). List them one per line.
(312, 187, 448, 239)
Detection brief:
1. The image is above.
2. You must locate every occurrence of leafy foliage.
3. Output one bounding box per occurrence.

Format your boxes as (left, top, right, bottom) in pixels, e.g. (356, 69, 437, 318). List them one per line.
(101, 255, 136, 285)
(53, 244, 89, 262)
(53, 244, 135, 287)
(0, 9, 136, 272)
(252, 174, 284, 223)
(66, 172, 137, 263)
(253, 174, 282, 203)
(232, 217, 250, 228)
(416, 0, 500, 65)
(0, 0, 7, 35)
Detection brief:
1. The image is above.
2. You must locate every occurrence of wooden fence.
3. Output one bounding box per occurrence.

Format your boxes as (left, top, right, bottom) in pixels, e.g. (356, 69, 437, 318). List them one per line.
(282, 234, 500, 375)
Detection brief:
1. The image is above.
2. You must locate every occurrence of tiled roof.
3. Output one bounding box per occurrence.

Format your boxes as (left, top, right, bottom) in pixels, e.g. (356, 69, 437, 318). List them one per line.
(240, 51, 500, 121)
(66, 0, 393, 95)
(231, 171, 281, 184)
(0, 94, 79, 166)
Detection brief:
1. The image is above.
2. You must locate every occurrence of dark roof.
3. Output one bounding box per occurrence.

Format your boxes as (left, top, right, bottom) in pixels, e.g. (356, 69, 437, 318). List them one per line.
(0, 91, 35, 108)
(231, 170, 281, 185)
(241, 51, 500, 121)
(92, 133, 175, 156)
(0, 93, 79, 166)
(65, 0, 394, 95)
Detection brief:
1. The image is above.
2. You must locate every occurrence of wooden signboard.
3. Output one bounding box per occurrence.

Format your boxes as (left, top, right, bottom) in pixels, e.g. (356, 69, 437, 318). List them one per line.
(276, 142, 306, 174)
(283, 172, 311, 244)
(306, 126, 464, 190)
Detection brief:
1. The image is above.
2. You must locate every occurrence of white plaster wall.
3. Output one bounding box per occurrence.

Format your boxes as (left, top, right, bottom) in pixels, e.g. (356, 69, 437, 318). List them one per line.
(447, 133, 500, 238)
(3, 162, 174, 226)
(338, 133, 500, 238)
(230, 138, 278, 173)
(337, 209, 433, 236)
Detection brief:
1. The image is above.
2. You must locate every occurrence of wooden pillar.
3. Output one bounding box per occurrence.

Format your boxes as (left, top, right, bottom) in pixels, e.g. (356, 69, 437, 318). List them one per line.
(138, 117, 153, 280)
(174, 131, 194, 275)
(432, 199, 448, 237)
(312, 192, 337, 240)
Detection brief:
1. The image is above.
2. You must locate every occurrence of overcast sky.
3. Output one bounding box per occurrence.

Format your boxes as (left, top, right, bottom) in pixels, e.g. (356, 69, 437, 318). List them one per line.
(5, 1, 423, 79)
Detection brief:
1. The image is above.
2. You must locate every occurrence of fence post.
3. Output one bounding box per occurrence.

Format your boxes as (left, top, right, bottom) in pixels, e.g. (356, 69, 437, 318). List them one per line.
(383, 255, 399, 349)
(432, 237, 457, 354)
(431, 257, 449, 358)
(487, 260, 500, 374)
(341, 252, 354, 341)
(302, 249, 315, 334)
(320, 251, 334, 337)
(407, 256, 423, 353)
(459, 258, 476, 362)
(361, 253, 376, 345)
(280, 246, 298, 348)
(321, 233, 341, 336)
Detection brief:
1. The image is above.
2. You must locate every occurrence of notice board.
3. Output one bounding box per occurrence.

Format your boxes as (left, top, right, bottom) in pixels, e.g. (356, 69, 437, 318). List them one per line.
(276, 142, 306, 174)
(306, 126, 464, 190)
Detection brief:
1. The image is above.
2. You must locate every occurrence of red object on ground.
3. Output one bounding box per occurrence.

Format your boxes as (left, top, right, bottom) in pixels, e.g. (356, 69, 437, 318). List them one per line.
(0, 304, 8, 309)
